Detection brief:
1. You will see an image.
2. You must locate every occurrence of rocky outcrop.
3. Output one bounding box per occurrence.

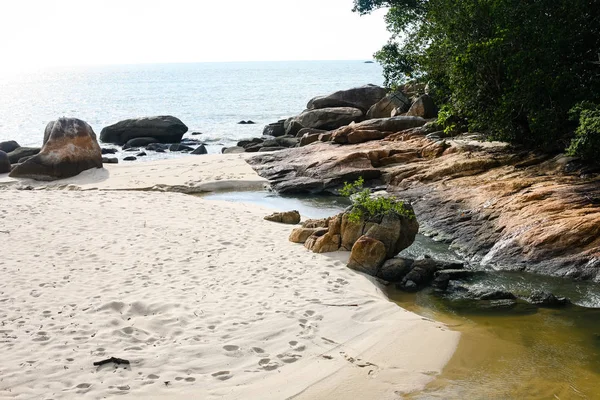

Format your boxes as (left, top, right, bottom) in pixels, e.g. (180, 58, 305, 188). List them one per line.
(367, 92, 411, 119)
(9, 118, 102, 181)
(191, 145, 208, 155)
(0, 151, 10, 173)
(0, 140, 20, 154)
(264, 210, 301, 224)
(287, 107, 364, 131)
(100, 116, 188, 145)
(307, 85, 387, 113)
(249, 125, 600, 281)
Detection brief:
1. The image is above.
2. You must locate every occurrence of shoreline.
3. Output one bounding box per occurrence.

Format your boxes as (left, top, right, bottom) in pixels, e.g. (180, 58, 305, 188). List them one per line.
(0, 157, 459, 399)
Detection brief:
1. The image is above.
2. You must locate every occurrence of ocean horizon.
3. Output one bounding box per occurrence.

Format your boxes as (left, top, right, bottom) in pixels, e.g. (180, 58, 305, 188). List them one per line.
(0, 60, 383, 158)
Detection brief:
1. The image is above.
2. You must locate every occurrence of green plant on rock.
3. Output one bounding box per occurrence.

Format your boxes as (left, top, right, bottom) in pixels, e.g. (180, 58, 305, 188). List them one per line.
(340, 177, 415, 223)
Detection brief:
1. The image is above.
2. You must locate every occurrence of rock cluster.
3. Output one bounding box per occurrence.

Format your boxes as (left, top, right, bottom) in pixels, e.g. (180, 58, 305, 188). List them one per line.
(100, 116, 188, 145)
(289, 207, 418, 276)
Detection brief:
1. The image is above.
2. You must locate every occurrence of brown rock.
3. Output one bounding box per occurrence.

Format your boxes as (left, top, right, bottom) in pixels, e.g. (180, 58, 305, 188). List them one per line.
(406, 95, 438, 119)
(302, 217, 331, 228)
(289, 107, 364, 131)
(10, 118, 102, 181)
(332, 128, 388, 145)
(264, 210, 301, 224)
(340, 213, 364, 250)
(300, 132, 321, 147)
(363, 210, 419, 258)
(311, 233, 341, 253)
(348, 236, 387, 275)
(328, 213, 343, 235)
(289, 227, 327, 243)
(304, 228, 328, 251)
(367, 92, 411, 119)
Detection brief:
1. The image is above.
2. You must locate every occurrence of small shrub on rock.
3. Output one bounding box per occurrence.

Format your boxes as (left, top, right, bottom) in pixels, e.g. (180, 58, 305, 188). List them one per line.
(567, 102, 600, 163)
(340, 177, 415, 223)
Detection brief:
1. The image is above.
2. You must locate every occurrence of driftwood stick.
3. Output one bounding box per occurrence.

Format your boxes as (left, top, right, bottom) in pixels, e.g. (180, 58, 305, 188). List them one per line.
(0, 230, 9, 234)
(321, 303, 360, 307)
(93, 357, 130, 366)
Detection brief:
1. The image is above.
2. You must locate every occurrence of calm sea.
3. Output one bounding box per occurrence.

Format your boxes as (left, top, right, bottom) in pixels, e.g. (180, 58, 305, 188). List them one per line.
(0, 61, 383, 157)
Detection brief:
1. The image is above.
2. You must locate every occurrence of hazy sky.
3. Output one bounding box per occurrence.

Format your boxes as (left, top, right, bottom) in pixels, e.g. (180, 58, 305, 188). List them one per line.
(0, 0, 389, 71)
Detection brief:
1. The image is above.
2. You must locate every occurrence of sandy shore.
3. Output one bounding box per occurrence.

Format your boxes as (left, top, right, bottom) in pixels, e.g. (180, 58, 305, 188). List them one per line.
(0, 156, 459, 399)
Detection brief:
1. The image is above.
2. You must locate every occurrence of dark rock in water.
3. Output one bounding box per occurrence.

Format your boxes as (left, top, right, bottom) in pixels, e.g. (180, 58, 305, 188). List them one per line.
(102, 157, 118, 164)
(191, 145, 207, 155)
(222, 146, 245, 154)
(155, 148, 165, 153)
(191, 131, 203, 135)
(101, 147, 117, 154)
(238, 138, 264, 148)
(434, 269, 474, 281)
(398, 259, 439, 291)
(0, 150, 10, 173)
(264, 210, 301, 224)
(169, 144, 194, 152)
(238, 120, 256, 125)
(0, 140, 20, 153)
(123, 156, 137, 161)
(307, 85, 387, 113)
(122, 143, 133, 150)
(126, 137, 159, 147)
(377, 258, 414, 282)
(468, 289, 517, 301)
(527, 291, 571, 307)
(7, 147, 41, 164)
(180, 138, 202, 145)
(431, 273, 450, 290)
(136, 152, 147, 157)
(18, 156, 34, 164)
(263, 121, 285, 137)
(124, 147, 140, 152)
(100, 116, 188, 145)
(146, 143, 168, 151)
(9, 118, 102, 181)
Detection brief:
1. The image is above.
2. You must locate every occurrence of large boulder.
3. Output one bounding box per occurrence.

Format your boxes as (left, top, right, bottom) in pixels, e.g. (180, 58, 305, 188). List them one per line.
(288, 107, 364, 131)
(367, 92, 411, 119)
(0, 151, 10, 173)
(331, 116, 427, 145)
(7, 147, 40, 164)
(307, 85, 387, 113)
(100, 116, 188, 145)
(406, 95, 438, 119)
(0, 140, 20, 153)
(347, 236, 387, 275)
(9, 118, 102, 181)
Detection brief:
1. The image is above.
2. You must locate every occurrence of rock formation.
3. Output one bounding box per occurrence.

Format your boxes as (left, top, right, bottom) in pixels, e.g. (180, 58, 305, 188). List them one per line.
(250, 124, 600, 281)
(307, 85, 387, 113)
(100, 116, 188, 145)
(264, 210, 301, 224)
(9, 118, 102, 181)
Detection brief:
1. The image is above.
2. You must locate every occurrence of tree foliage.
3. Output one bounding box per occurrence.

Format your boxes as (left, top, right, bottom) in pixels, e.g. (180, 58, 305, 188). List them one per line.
(354, 0, 600, 156)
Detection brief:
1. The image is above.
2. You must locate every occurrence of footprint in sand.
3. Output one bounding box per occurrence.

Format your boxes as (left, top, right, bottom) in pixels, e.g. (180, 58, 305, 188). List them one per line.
(258, 358, 280, 371)
(211, 370, 233, 381)
(289, 341, 306, 352)
(223, 344, 244, 357)
(277, 352, 302, 363)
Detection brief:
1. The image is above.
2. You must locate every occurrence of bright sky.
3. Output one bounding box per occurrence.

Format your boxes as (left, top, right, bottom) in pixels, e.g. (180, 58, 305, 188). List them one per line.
(0, 0, 389, 71)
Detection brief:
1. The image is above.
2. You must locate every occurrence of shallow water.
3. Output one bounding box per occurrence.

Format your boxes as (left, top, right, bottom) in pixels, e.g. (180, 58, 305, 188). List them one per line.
(203, 190, 600, 399)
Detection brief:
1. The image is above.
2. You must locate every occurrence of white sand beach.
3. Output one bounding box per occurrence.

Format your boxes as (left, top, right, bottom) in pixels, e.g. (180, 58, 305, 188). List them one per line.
(0, 156, 459, 399)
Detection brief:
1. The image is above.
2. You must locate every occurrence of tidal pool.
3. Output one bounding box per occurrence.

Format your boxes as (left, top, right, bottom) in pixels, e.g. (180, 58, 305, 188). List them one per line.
(203, 190, 600, 399)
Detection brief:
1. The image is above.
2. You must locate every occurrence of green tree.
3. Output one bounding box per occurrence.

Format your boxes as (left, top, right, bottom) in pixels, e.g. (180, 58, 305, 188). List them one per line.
(354, 0, 600, 154)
